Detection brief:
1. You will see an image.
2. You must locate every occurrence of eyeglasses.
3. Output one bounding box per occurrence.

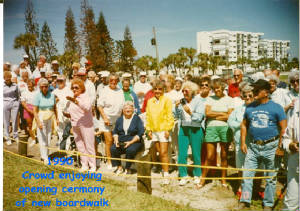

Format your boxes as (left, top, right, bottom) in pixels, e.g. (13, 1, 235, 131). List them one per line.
(243, 94, 253, 98)
(182, 89, 189, 93)
(200, 83, 209, 87)
(154, 87, 163, 91)
(71, 86, 80, 90)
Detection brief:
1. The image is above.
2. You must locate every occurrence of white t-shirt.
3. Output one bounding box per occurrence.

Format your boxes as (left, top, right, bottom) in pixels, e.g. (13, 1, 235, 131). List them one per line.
(20, 68, 32, 79)
(205, 95, 234, 127)
(52, 86, 73, 110)
(20, 90, 37, 105)
(18, 81, 28, 96)
(165, 89, 183, 105)
(133, 81, 152, 106)
(97, 86, 125, 120)
(85, 80, 96, 105)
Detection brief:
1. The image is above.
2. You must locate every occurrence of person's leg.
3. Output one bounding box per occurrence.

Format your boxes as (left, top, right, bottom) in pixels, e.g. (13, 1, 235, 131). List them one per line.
(73, 126, 88, 167)
(125, 142, 143, 169)
(61, 121, 72, 150)
(220, 142, 229, 185)
(110, 144, 122, 167)
(80, 126, 96, 168)
(240, 144, 259, 205)
(11, 102, 20, 140)
(3, 103, 11, 141)
(37, 120, 48, 161)
(282, 153, 299, 211)
(190, 127, 204, 177)
(200, 143, 217, 186)
(104, 131, 113, 166)
(159, 141, 169, 173)
(177, 126, 189, 178)
(261, 142, 278, 208)
(25, 118, 35, 140)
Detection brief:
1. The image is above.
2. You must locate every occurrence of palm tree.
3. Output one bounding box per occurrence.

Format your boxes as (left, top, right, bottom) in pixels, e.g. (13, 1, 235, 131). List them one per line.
(14, 33, 39, 70)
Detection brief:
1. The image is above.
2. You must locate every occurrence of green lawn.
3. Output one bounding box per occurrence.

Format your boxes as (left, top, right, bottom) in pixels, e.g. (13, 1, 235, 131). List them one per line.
(3, 151, 198, 211)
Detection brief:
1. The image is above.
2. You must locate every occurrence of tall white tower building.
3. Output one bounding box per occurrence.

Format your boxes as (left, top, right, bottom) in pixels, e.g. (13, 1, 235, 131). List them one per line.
(197, 29, 289, 62)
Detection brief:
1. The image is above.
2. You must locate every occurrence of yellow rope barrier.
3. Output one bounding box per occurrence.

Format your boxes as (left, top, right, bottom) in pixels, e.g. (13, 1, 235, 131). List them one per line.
(4, 149, 282, 181)
(5, 135, 281, 173)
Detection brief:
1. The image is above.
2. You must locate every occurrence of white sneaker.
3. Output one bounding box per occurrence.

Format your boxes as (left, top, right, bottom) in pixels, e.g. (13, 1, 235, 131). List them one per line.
(115, 168, 124, 175)
(43, 158, 49, 165)
(162, 172, 170, 185)
(193, 176, 201, 184)
(79, 165, 89, 172)
(89, 166, 97, 173)
(6, 140, 12, 146)
(107, 163, 112, 170)
(179, 177, 188, 186)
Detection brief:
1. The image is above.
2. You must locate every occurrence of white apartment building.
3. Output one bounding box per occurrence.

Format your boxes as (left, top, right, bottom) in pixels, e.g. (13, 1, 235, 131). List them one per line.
(197, 29, 290, 62)
(258, 39, 290, 61)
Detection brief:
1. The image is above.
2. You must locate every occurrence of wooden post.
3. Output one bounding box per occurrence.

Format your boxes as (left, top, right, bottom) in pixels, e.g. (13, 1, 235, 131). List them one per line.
(18, 133, 28, 156)
(137, 151, 152, 194)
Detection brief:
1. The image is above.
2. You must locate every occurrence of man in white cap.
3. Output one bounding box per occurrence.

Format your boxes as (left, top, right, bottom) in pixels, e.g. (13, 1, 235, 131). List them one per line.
(118, 72, 133, 91)
(23, 54, 31, 72)
(51, 60, 62, 75)
(133, 71, 151, 107)
(19, 61, 32, 79)
(77, 67, 96, 104)
(52, 75, 73, 149)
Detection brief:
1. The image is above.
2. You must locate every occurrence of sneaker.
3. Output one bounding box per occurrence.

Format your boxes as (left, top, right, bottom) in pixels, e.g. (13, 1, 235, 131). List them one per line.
(43, 158, 49, 165)
(115, 168, 124, 175)
(107, 163, 113, 170)
(79, 165, 89, 172)
(193, 176, 201, 184)
(6, 140, 12, 146)
(28, 138, 36, 147)
(179, 177, 188, 186)
(89, 166, 97, 173)
(162, 172, 170, 185)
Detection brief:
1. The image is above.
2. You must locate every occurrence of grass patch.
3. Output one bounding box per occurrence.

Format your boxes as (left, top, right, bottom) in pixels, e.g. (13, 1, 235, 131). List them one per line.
(3, 151, 198, 211)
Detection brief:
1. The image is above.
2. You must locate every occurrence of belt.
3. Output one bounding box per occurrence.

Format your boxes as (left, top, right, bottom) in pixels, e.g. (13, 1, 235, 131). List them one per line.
(253, 135, 279, 146)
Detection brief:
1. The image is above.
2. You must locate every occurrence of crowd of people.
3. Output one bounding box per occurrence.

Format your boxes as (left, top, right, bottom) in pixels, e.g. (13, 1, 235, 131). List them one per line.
(3, 54, 299, 211)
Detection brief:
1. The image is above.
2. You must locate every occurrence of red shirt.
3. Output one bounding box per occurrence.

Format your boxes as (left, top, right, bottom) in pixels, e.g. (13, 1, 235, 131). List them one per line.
(228, 83, 240, 98)
(141, 89, 155, 113)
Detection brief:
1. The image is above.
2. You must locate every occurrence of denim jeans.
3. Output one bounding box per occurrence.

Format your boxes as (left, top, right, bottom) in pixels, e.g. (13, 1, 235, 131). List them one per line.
(240, 139, 278, 207)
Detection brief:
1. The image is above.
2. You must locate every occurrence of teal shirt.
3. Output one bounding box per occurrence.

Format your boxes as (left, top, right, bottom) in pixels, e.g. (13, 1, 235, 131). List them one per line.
(33, 91, 55, 109)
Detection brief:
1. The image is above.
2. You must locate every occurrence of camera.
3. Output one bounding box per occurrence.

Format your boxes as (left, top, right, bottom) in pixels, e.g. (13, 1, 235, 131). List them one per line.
(180, 98, 187, 105)
(118, 142, 126, 147)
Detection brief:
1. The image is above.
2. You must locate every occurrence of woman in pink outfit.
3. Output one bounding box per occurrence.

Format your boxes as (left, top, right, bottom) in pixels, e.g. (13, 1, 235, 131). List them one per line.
(64, 78, 96, 172)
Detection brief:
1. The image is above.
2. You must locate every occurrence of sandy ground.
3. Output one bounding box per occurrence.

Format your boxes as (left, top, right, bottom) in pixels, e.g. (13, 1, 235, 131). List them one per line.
(4, 135, 284, 211)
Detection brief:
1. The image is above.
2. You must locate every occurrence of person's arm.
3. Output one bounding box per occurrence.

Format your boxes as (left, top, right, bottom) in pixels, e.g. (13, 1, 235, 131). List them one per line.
(228, 109, 241, 130)
(205, 105, 228, 119)
(33, 106, 42, 129)
(164, 98, 174, 139)
(191, 100, 205, 122)
(97, 105, 110, 126)
(21, 100, 32, 114)
(240, 119, 248, 154)
(276, 119, 287, 155)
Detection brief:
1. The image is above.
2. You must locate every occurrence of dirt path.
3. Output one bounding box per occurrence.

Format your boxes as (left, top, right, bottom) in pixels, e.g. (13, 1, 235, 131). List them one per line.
(4, 137, 284, 211)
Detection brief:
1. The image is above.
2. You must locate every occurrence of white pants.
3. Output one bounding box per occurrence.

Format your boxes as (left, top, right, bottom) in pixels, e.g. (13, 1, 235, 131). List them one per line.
(282, 152, 299, 211)
(37, 116, 52, 161)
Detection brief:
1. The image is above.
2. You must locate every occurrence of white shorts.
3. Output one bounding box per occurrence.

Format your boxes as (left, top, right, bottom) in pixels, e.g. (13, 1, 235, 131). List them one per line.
(152, 131, 170, 143)
(98, 116, 118, 133)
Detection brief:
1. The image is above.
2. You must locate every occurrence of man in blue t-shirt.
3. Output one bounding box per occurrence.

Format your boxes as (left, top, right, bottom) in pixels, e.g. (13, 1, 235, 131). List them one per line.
(236, 79, 287, 211)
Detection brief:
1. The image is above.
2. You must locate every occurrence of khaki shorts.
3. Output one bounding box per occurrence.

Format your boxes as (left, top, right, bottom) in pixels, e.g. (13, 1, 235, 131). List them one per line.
(98, 116, 118, 132)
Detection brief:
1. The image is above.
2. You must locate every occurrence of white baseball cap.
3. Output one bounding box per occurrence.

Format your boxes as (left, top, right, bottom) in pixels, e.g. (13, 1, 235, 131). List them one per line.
(140, 71, 147, 76)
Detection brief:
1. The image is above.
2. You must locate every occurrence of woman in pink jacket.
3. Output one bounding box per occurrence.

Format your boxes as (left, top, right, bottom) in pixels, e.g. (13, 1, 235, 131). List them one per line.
(64, 78, 96, 172)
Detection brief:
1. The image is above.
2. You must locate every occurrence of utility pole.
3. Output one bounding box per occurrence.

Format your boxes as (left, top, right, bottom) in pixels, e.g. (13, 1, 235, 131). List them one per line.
(152, 27, 160, 75)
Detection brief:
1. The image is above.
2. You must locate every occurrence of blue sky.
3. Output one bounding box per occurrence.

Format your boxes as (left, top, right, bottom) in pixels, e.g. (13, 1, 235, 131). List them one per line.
(4, 0, 299, 64)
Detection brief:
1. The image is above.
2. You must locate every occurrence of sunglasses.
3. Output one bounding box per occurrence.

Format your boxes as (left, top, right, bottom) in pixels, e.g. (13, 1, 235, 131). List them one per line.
(200, 84, 209, 87)
(154, 87, 163, 91)
(71, 86, 80, 90)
